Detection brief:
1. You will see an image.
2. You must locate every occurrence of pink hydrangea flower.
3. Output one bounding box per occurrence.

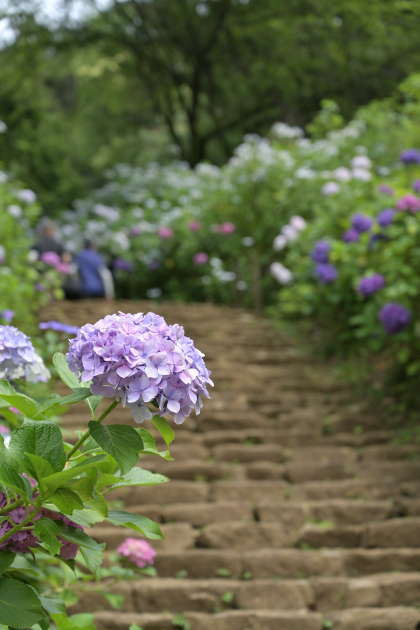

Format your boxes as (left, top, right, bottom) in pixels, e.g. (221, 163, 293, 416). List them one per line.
(396, 194, 420, 213)
(117, 538, 156, 568)
(41, 251, 61, 267)
(192, 252, 209, 265)
(219, 222, 235, 234)
(188, 220, 201, 232)
(157, 227, 174, 239)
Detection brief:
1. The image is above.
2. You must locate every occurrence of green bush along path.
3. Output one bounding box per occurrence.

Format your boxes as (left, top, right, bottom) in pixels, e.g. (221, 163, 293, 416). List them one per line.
(41, 299, 420, 630)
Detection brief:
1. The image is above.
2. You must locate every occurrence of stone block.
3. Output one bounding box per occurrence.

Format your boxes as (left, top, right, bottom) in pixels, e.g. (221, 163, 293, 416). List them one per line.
(197, 522, 291, 550)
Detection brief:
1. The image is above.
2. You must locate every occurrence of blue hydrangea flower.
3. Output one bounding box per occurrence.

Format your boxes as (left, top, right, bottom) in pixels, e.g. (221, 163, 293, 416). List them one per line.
(377, 208, 395, 228)
(315, 263, 338, 284)
(352, 214, 373, 233)
(342, 229, 359, 243)
(379, 303, 411, 334)
(39, 321, 79, 336)
(311, 241, 330, 264)
(400, 149, 420, 165)
(0, 325, 50, 383)
(67, 312, 213, 425)
(357, 274, 385, 296)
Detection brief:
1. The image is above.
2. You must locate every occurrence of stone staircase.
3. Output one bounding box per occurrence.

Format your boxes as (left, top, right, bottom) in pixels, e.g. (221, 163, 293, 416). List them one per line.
(40, 300, 420, 630)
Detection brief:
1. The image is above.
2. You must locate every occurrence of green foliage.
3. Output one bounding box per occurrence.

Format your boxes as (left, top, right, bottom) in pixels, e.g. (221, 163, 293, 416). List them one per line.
(88, 423, 144, 475)
(0, 578, 45, 628)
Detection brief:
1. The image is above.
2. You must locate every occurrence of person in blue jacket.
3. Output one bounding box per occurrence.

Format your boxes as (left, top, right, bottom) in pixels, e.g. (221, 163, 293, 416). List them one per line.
(76, 239, 114, 300)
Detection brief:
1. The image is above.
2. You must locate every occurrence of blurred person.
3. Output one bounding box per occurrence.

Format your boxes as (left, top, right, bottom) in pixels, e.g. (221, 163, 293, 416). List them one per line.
(32, 219, 68, 259)
(75, 239, 114, 300)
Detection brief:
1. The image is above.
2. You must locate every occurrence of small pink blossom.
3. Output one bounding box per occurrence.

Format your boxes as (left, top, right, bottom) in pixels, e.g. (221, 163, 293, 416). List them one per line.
(56, 262, 70, 274)
(188, 220, 201, 232)
(396, 194, 420, 213)
(41, 251, 61, 267)
(157, 226, 174, 239)
(219, 222, 236, 234)
(8, 408, 19, 415)
(117, 537, 156, 568)
(192, 252, 209, 265)
(0, 424, 10, 433)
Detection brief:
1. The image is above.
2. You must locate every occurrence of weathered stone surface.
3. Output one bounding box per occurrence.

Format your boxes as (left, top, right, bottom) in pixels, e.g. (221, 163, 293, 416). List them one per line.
(154, 550, 244, 578)
(213, 443, 284, 463)
(211, 480, 289, 502)
(243, 549, 345, 578)
(197, 521, 291, 550)
(236, 579, 314, 610)
(345, 578, 381, 608)
(362, 517, 420, 548)
(288, 446, 357, 465)
(286, 463, 353, 483)
(357, 461, 420, 482)
(246, 462, 286, 480)
(342, 549, 420, 575)
(162, 501, 253, 526)
(297, 524, 363, 549)
(374, 572, 420, 607)
(311, 577, 348, 612)
(326, 607, 420, 630)
(107, 480, 210, 505)
(186, 610, 323, 630)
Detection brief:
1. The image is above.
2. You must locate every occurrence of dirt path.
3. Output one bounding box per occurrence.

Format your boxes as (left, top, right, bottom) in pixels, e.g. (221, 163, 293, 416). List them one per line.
(41, 300, 420, 630)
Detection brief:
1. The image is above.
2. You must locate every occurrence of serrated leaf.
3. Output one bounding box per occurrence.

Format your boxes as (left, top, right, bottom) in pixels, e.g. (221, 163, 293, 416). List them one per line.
(0, 577, 44, 628)
(40, 455, 106, 494)
(0, 380, 40, 419)
(88, 423, 143, 475)
(9, 420, 66, 478)
(0, 551, 15, 575)
(106, 510, 164, 540)
(25, 454, 55, 483)
(64, 481, 107, 527)
(36, 389, 93, 416)
(39, 596, 66, 615)
(0, 435, 19, 471)
(0, 459, 32, 497)
(98, 467, 168, 492)
(36, 614, 51, 630)
(136, 428, 171, 459)
(151, 416, 175, 447)
(33, 518, 62, 556)
(49, 488, 85, 515)
(56, 525, 105, 573)
(52, 353, 81, 390)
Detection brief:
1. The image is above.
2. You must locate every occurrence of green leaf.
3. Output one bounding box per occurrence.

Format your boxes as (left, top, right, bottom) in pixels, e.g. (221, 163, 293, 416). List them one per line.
(0, 459, 32, 497)
(64, 476, 97, 500)
(25, 454, 55, 482)
(36, 614, 51, 630)
(33, 518, 62, 556)
(136, 428, 172, 459)
(56, 525, 105, 573)
(9, 420, 66, 478)
(106, 510, 164, 540)
(51, 613, 96, 630)
(98, 467, 168, 492)
(0, 577, 44, 628)
(52, 353, 81, 390)
(88, 423, 143, 475)
(0, 551, 15, 576)
(40, 455, 106, 495)
(151, 417, 175, 447)
(101, 592, 125, 609)
(39, 596, 66, 615)
(48, 488, 85, 515)
(63, 481, 108, 527)
(36, 389, 93, 416)
(84, 396, 103, 419)
(0, 435, 19, 472)
(0, 380, 40, 419)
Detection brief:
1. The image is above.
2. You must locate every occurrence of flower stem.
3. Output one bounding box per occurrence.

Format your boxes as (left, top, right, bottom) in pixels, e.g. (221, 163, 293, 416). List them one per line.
(0, 498, 42, 545)
(0, 487, 38, 517)
(67, 400, 119, 460)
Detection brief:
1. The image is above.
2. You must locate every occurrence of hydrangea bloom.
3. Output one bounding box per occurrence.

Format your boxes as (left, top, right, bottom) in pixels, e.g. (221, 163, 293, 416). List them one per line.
(315, 263, 338, 284)
(0, 310, 14, 323)
(39, 321, 79, 336)
(113, 258, 134, 272)
(352, 214, 373, 233)
(192, 252, 209, 265)
(129, 227, 142, 237)
(117, 538, 156, 568)
(188, 220, 201, 232)
(67, 312, 213, 424)
(378, 184, 394, 196)
(273, 235, 287, 251)
(41, 251, 61, 267)
(311, 241, 330, 264)
(334, 167, 352, 182)
(414, 181, 420, 194)
(219, 222, 236, 234)
(351, 155, 372, 169)
(379, 303, 411, 334)
(0, 325, 50, 383)
(352, 168, 372, 181)
(289, 215, 307, 231)
(0, 479, 82, 558)
(357, 274, 385, 296)
(157, 227, 174, 239)
(396, 194, 420, 213)
(342, 229, 359, 243)
(377, 208, 395, 228)
(270, 262, 293, 285)
(400, 149, 420, 165)
(321, 181, 340, 196)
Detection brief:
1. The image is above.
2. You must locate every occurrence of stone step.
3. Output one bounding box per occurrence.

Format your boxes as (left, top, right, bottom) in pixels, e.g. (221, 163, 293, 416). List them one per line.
(71, 572, 420, 615)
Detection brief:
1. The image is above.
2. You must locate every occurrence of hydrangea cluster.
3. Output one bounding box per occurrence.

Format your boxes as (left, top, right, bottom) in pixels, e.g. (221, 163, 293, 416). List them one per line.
(0, 479, 82, 559)
(400, 149, 420, 165)
(273, 215, 306, 251)
(113, 258, 134, 273)
(315, 263, 338, 284)
(378, 184, 394, 196)
(192, 252, 209, 265)
(270, 262, 293, 285)
(39, 321, 79, 336)
(117, 538, 156, 568)
(311, 240, 330, 264)
(396, 194, 420, 213)
(379, 303, 411, 334)
(352, 214, 372, 233)
(377, 208, 395, 228)
(357, 274, 385, 296)
(342, 229, 359, 243)
(0, 325, 50, 383)
(67, 312, 213, 424)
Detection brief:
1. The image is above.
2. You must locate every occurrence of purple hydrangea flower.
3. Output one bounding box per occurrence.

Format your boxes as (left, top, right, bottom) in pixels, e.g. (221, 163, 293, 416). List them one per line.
(39, 321, 79, 336)
(67, 312, 213, 425)
(400, 149, 420, 165)
(396, 194, 420, 213)
(0, 310, 14, 323)
(414, 180, 420, 195)
(342, 229, 360, 243)
(379, 303, 411, 334)
(315, 263, 338, 284)
(352, 214, 373, 233)
(113, 258, 134, 272)
(357, 274, 385, 296)
(311, 241, 330, 264)
(0, 325, 50, 383)
(378, 184, 394, 196)
(377, 208, 395, 228)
